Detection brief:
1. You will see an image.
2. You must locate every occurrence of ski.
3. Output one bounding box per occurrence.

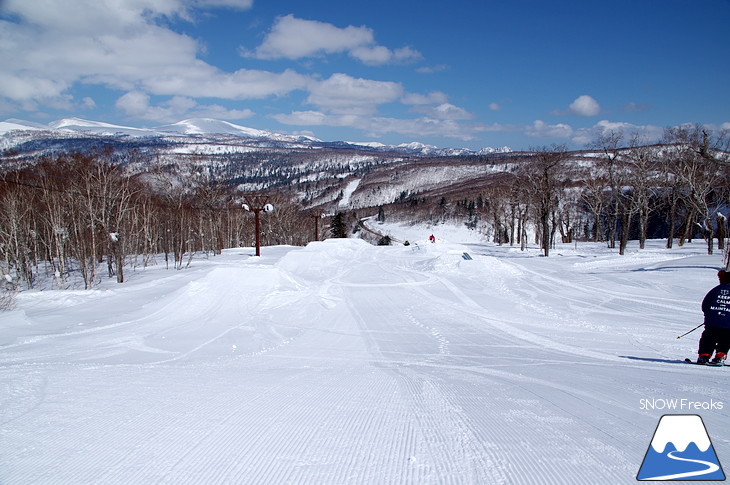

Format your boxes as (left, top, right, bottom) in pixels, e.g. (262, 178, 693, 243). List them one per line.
(684, 358, 725, 366)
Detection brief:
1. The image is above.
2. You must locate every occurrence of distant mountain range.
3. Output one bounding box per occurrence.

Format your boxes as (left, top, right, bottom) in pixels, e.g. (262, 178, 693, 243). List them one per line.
(0, 117, 512, 157)
(0, 116, 523, 212)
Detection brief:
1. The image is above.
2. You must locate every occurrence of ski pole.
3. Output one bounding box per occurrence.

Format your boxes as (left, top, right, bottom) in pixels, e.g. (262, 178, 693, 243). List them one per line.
(677, 323, 704, 339)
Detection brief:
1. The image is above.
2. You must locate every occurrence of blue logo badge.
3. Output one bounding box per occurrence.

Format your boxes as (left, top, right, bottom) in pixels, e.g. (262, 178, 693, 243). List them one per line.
(637, 414, 725, 481)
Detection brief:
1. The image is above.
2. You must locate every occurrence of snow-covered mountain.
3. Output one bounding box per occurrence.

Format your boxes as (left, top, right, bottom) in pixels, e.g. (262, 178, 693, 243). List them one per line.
(155, 118, 320, 144)
(48, 117, 157, 137)
(348, 140, 511, 157)
(0, 119, 48, 133)
(0, 117, 511, 156)
(0, 116, 521, 212)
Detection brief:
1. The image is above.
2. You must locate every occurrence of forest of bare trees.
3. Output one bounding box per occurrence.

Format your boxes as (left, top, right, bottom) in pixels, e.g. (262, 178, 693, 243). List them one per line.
(391, 126, 729, 262)
(0, 151, 314, 296)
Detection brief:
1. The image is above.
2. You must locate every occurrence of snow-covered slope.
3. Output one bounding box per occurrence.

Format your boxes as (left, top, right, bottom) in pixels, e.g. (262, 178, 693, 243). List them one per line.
(155, 118, 320, 143)
(47, 117, 155, 136)
(0, 117, 511, 155)
(1, 236, 727, 484)
(0, 119, 47, 134)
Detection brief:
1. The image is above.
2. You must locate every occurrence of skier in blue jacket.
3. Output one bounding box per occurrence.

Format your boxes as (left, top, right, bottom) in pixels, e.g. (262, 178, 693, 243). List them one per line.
(696, 270, 730, 365)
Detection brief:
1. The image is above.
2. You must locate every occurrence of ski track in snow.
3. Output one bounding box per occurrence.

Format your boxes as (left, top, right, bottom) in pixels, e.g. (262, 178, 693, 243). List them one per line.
(0, 238, 728, 484)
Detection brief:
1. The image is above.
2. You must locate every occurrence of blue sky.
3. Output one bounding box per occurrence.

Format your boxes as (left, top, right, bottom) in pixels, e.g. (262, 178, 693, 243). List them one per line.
(1, 0, 729, 150)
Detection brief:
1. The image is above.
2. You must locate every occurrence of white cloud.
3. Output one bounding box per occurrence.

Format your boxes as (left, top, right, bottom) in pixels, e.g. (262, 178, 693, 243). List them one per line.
(568, 95, 601, 116)
(0, 0, 301, 115)
(81, 97, 97, 110)
(143, 67, 310, 99)
(192, 103, 255, 120)
(593, 120, 637, 132)
(193, 0, 253, 10)
(400, 92, 473, 120)
(116, 92, 152, 117)
(571, 120, 664, 146)
(412, 103, 474, 121)
(250, 15, 373, 60)
(247, 15, 421, 65)
(350, 45, 392, 65)
(401, 91, 449, 105)
(489, 102, 501, 111)
(305, 73, 403, 115)
(3, 0, 188, 34)
(526, 120, 574, 139)
(273, 110, 492, 141)
(272, 111, 357, 128)
(116, 91, 254, 122)
(0, 72, 70, 104)
(3, 0, 251, 32)
(416, 64, 449, 74)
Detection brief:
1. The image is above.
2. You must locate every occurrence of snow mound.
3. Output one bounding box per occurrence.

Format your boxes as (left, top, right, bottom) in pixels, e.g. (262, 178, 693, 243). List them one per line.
(573, 253, 686, 272)
(415, 248, 471, 274)
(277, 238, 371, 281)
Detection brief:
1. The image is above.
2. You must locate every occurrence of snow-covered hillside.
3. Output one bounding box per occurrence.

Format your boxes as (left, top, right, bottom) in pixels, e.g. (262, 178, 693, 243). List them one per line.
(1, 234, 728, 484)
(0, 117, 519, 209)
(0, 117, 511, 156)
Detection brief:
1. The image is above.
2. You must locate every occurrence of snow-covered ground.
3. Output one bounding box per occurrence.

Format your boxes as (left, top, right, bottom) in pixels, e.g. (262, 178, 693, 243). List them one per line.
(1, 230, 728, 484)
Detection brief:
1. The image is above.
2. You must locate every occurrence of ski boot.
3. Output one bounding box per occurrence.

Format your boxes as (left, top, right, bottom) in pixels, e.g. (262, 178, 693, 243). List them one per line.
(696, 354, 711, 365)
(709, 352, 727, 366)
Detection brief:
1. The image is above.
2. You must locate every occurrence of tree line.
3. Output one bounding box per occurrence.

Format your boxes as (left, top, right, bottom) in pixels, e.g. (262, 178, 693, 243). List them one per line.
(385, 126, 729, 263)
(0, 151, 314, 293)
(470, 126, 729, 260)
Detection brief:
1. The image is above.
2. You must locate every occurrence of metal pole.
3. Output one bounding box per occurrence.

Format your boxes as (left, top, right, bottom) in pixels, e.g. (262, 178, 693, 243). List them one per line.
(243, 196, 273, 256)
(254, 208, 261, 256)
(677, 323, 704, 339)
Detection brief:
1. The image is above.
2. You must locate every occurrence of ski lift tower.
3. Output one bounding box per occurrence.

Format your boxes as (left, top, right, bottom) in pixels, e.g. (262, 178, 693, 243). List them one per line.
(310, 212, 326, 242)
(242, 195, 274, 257)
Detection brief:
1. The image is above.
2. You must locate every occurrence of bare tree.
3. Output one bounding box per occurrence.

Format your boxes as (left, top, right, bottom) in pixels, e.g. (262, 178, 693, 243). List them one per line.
(481, 185, 509, 245)
(260, 192, 311, 246)
(520, 146, 568, 256)
(622, 139, 660, 250)
(664, 126, 726, 255)
(0, 175, 35, 287)
(591, 131, 626, 250)
(556, 189, 584, 244)
(580, 175, 607, 243)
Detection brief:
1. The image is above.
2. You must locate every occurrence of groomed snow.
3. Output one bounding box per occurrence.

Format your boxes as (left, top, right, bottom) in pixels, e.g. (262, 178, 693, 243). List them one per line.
(1, 234, 728, 484)
(339, 179, 361, 207)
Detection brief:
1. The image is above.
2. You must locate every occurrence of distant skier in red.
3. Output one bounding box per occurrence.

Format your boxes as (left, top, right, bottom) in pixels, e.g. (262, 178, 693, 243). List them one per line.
(696, 269, 730, 365)
(429, 234, 435, 243)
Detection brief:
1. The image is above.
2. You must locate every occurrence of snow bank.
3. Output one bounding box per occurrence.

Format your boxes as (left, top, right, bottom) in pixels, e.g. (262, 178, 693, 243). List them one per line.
(277, 238, 371, 281)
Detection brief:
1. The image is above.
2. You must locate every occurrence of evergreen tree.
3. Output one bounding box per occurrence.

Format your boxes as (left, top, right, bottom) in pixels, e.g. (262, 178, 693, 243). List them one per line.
(330, 212, 347, 238)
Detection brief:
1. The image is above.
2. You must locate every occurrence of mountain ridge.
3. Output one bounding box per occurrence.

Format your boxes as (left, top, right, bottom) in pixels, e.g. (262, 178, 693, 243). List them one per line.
(0, 117, 512, 156)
